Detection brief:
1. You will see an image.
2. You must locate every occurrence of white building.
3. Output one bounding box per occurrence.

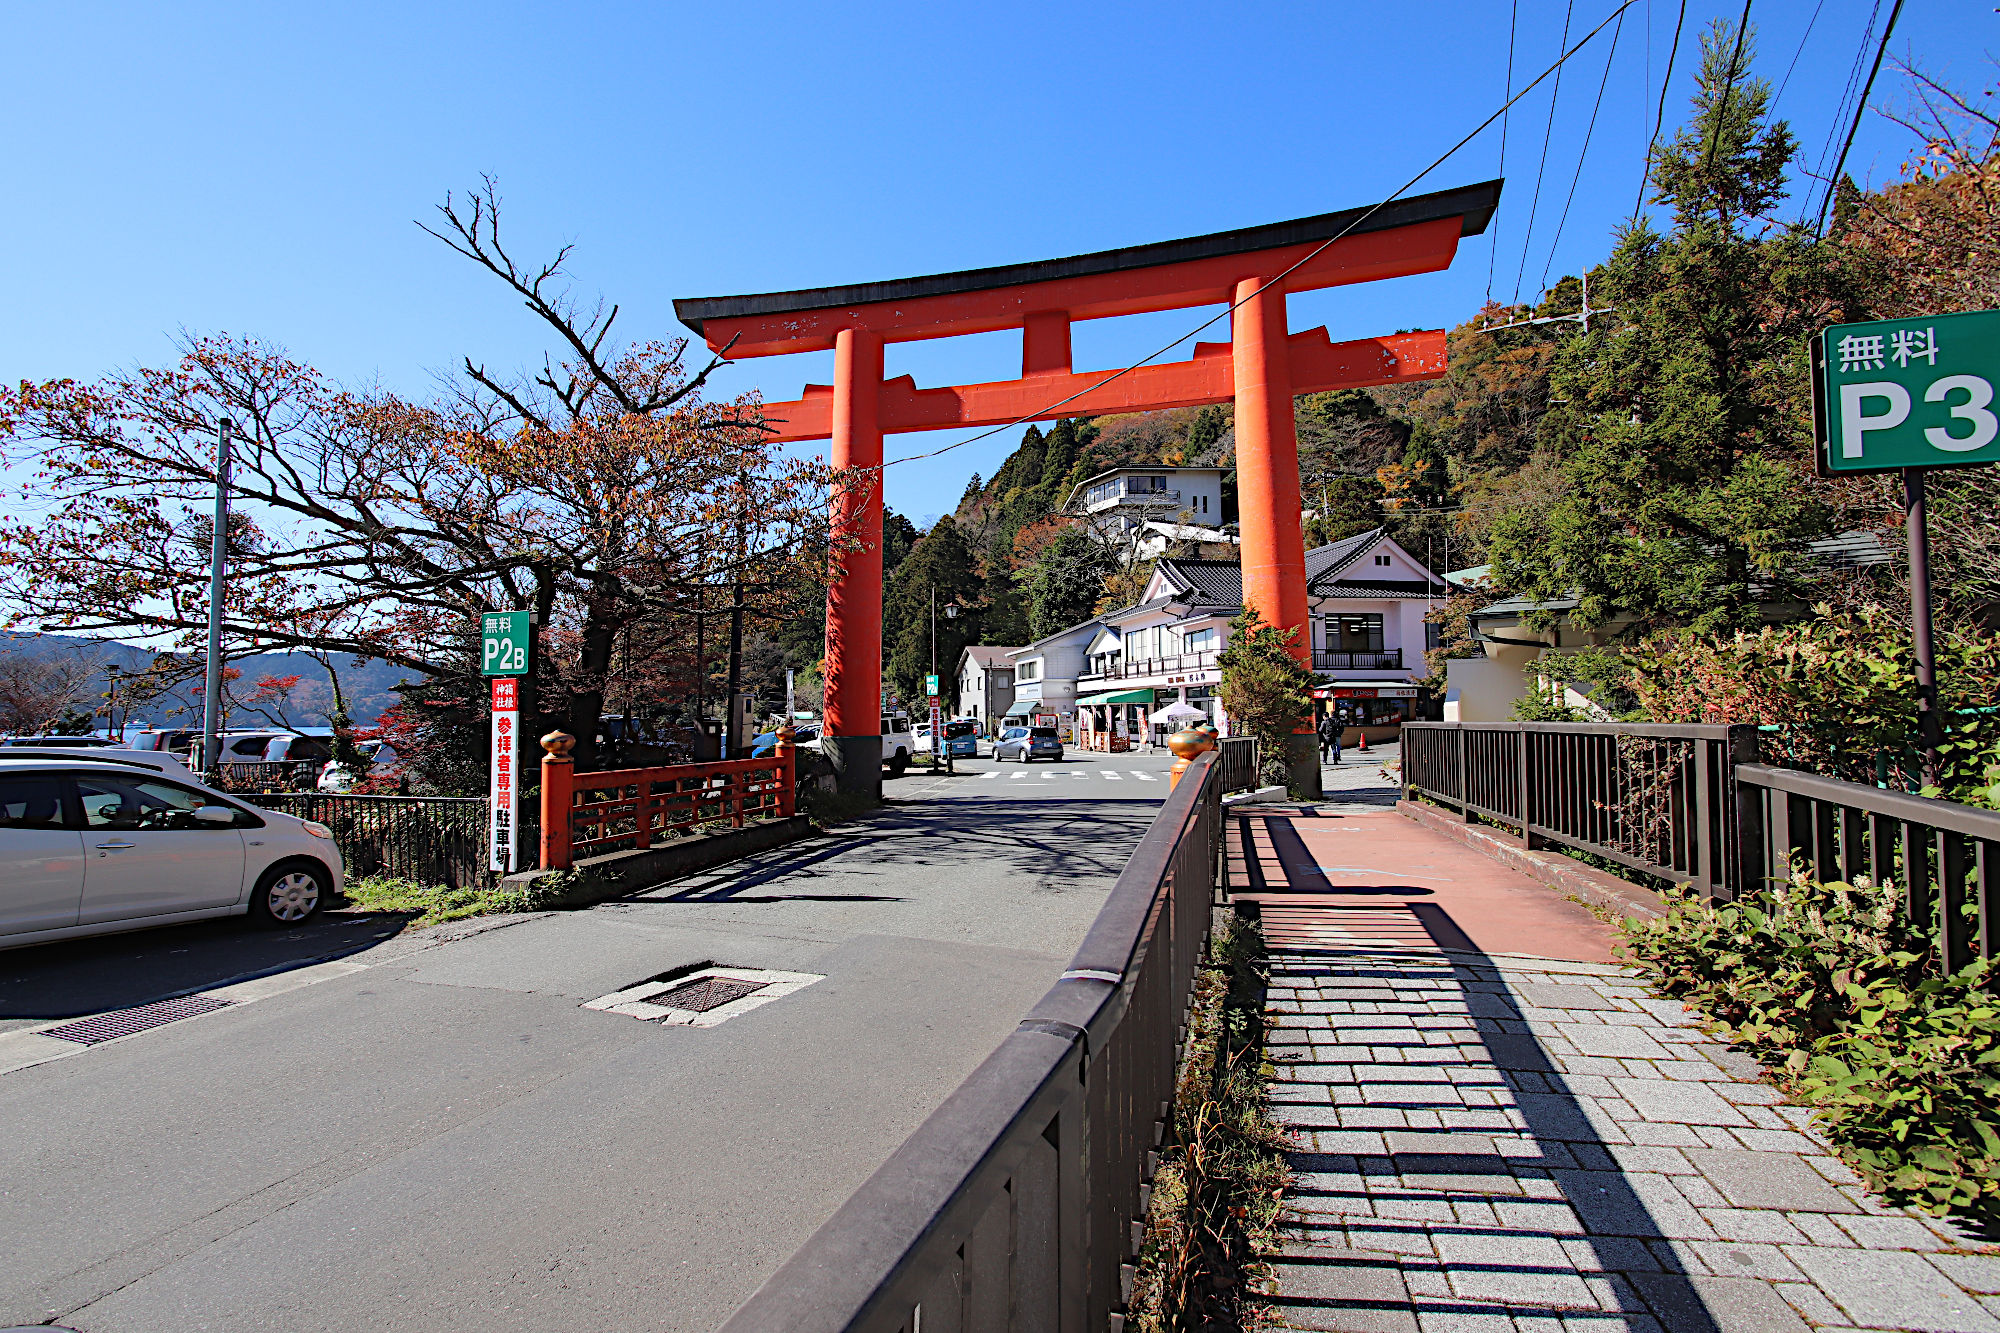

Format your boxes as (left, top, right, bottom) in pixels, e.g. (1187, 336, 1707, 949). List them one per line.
(1003, 621, 1100, 732)
(1072, 527, 1448, 747)
(1067, 467, 1227, 536)
(954, 645, 1020, 730)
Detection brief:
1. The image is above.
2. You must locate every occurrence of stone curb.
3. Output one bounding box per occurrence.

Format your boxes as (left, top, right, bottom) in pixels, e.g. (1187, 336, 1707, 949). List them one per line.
(500, 814, 814, 907)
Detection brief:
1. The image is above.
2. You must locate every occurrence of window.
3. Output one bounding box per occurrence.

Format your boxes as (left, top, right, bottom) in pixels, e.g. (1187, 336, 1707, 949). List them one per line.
(1194, 495, 1208, 514)
(1374, 554, 1391, 566)
(1326, 614, 1385, 652)
(1017, 660, 1039, 682)
(0, 774, 66, 828)
(1184, 627, 1217, 653)
(74, 774, 255, 830)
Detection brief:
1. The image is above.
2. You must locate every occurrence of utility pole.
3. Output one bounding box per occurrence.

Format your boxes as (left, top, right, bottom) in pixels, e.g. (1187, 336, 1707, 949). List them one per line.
(1905, 469, 1943, 787)
(103, 663, 125, 741)
(200, 418, 233, 778)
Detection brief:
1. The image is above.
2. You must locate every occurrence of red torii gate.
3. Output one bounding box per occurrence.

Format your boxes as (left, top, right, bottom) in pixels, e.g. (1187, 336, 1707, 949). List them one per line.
(675, 179, 1501, 795)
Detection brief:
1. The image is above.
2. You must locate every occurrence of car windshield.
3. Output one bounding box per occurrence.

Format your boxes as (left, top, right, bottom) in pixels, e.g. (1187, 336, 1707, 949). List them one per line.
(1030, 727, 1059, 738)
(945, 722, 977, 738)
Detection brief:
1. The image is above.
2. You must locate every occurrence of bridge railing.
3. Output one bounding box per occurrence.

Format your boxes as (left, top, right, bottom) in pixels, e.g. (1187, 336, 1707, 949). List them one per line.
(716, 750, 1223, 1332)
(1402, 721, 1760, 899)
(1736, 764, 2000, 970)
(539, 752, 795, 870)
(1217, 735, 1258, 792)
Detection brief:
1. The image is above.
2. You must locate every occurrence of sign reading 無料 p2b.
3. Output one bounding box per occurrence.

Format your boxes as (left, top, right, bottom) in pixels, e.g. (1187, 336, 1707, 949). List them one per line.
(481, 610, 531, 677)
(1814, 308, 2000, 474)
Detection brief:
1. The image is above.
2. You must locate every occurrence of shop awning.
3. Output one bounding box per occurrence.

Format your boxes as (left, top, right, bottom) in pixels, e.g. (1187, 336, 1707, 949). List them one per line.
(1077, 689, 1155, 706)
(1003, 700, 1037, 715)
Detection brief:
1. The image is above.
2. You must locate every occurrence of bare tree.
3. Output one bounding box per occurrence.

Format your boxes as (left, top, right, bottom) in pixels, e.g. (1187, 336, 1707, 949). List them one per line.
(0, 647, 99, 735)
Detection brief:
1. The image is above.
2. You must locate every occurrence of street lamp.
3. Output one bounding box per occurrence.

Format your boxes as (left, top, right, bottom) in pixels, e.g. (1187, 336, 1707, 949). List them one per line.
(103, 663, 125, 742)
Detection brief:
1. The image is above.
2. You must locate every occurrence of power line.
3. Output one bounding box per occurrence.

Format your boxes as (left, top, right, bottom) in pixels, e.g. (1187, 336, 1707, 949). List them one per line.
(1698, 0, 1756, 178)
(885, 0, 1645, 470)
(1772, 0, 1827, 111)
(1513, 0, 1577, 305)
(1814, 0, 1905, 236)
(1808, 0, 1883, 212)
(1633, 0, 1689, 221)
(1540, 5, 1626, 294)
(1486, 0, 1520, 306)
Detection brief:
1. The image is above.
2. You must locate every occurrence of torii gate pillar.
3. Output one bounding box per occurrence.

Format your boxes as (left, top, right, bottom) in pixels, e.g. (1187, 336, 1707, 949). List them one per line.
(824, 328, 885, 796)
(1232, 276, 1320, 797)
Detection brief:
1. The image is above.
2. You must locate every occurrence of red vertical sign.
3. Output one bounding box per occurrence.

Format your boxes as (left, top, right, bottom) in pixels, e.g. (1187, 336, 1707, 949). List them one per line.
(489, 677, 519, 872)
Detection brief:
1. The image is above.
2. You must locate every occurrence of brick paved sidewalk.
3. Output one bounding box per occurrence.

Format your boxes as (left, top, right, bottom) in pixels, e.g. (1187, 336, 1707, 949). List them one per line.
(1262, 946, 2000, 1333)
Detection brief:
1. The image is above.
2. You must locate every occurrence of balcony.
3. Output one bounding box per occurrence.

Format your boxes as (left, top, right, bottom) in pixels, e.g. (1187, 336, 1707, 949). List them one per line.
(1078, 650, 1220, 683)
(1312, 648, 1403, 671)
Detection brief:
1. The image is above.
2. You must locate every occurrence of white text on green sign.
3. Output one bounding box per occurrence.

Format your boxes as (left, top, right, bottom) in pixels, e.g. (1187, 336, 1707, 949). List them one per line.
(482, 611, 530, 676)
(1818, 308, 2000, 473)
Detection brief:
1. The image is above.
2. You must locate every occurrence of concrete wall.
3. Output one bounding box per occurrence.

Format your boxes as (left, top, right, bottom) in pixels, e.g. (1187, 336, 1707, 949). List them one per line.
(1442, 656, 1529, 722)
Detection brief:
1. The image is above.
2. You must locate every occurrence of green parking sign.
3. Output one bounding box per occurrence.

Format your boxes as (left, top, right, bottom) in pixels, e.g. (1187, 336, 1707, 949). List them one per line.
(1814, 308, 2000, 474)
(482, 610, 531, 677)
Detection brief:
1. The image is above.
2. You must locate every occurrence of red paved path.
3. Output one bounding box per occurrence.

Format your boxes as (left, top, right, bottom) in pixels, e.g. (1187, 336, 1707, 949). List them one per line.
(1227, 806, 1618, 964)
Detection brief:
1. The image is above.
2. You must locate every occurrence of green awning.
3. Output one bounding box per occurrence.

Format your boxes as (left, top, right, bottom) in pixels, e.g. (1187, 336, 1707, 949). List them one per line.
(1077, 689, 1154, 706)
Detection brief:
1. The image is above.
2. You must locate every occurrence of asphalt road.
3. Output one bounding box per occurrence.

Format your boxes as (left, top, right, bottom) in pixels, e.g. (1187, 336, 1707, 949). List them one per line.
(0, 747, 1175, 1333)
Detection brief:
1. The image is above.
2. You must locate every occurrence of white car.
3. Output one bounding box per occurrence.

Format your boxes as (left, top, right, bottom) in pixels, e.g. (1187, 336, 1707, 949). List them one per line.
(0, 755, 345, 950)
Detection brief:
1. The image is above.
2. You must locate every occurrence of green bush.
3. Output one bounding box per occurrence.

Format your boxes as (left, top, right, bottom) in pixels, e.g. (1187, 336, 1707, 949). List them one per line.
(1620, 874, 2000, 1219)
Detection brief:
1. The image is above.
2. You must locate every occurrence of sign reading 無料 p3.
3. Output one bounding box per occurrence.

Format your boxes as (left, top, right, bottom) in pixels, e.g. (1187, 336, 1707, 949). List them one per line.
(1813, 308, 2000, 474)
(482, 610, 531, 676)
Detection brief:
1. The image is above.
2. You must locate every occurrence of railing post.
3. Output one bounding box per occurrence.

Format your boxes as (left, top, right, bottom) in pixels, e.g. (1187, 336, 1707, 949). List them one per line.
(1726, 724, 1759, 901)
(780, 750, 797, 817)
(539, 732, 576, 871)
(1515, 724, 1532, 846)
(1456, 725, 1471, 822)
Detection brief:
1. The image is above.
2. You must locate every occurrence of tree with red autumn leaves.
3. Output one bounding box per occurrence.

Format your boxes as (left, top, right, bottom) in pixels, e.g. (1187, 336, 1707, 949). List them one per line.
(0, 182, 838, 770)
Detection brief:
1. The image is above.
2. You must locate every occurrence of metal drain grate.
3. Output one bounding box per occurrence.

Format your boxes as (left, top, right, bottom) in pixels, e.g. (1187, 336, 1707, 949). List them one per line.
(650, 976, 768, 1013)
(42, 993, 233, 1045)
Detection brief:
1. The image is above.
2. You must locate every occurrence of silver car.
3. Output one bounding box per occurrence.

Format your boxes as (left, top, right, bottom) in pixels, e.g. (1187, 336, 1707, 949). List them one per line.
(0, 756, 345, 950)
(994, 725, 1064, 763)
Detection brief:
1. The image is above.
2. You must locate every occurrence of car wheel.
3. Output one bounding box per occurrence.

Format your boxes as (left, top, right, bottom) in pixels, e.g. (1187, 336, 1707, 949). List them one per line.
(888, 751, 909, 778)
(248, 861, 328, 928)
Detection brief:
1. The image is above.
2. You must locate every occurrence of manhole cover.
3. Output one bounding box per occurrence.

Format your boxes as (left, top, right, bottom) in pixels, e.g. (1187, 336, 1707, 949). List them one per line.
(42, 993, 233, 1045)
(651, 976, 768, 1012)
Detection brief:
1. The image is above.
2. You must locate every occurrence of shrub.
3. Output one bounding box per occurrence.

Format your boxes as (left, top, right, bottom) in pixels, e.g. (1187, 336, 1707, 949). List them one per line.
(1620, 873, 2000, 1219)
(1218, 608, 1314, 792)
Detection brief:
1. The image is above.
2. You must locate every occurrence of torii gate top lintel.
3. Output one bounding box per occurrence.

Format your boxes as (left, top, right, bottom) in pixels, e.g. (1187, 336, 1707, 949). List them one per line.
(673, 179, 1500, 357)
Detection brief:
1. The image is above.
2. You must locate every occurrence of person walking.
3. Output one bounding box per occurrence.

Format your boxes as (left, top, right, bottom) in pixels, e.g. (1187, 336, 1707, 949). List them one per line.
(1318, 714, 1341, 764)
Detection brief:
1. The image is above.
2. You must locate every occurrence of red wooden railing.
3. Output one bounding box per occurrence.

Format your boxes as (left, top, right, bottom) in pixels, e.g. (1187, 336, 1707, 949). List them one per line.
(539, 745, 796, 871)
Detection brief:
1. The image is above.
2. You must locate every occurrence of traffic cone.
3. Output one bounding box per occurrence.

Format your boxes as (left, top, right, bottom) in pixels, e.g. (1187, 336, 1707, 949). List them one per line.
(1356, 730, 1369, 752)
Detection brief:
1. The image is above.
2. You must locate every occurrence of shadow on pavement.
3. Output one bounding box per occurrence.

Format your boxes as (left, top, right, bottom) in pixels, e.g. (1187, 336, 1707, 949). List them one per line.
(0, 911, 411, 1021)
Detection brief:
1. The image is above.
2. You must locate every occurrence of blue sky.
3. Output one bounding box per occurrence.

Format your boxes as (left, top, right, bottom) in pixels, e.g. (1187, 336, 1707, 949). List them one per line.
(4, 1, 1990, 524)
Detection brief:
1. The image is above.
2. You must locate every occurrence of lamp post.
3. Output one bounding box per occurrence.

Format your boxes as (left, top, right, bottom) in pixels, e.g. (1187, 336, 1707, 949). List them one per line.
(103, 663, 125, 742)
(929, 590, 960, 773)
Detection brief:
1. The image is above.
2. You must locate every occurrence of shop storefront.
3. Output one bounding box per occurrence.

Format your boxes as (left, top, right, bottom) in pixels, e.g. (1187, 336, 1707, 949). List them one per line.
(1075, 687, 1152, 751)
(1313, 683, 1419, 743)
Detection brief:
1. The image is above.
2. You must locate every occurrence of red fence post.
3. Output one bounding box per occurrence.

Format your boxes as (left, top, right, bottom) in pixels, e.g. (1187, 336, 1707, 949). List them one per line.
(540, 732, 576, 871)
(780, 750, 796, 818)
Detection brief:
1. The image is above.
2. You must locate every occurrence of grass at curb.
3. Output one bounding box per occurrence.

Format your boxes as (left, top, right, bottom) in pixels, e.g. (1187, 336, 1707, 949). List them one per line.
(1128, 913, 1291, 1331)
(340, 875, 528, 928)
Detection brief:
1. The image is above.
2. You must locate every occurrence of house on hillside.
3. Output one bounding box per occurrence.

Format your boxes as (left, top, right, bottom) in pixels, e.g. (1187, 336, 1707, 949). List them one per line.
(954, 645, 1020, 732)
(1069, 527, 1449, 748)
(1066, 467, 1233, 562)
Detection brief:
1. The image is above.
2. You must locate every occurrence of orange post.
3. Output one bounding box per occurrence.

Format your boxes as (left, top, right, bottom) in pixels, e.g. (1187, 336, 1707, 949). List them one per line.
(1232, 275, 1319, 798)
(823, 327, 885, 796)
(539, 731, 576, 871)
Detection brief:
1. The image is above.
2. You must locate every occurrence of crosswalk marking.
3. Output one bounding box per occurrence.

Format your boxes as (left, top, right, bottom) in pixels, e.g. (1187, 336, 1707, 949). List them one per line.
(1100, 770, 1122, 779)
(1130, 771, 1158, 781)
(979, 771, 999, 780)
(1042, 771, 1059, 780)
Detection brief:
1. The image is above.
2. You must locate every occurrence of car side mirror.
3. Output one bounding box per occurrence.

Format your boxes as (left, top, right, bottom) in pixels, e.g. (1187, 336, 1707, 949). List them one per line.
(191, 805, 236, 826)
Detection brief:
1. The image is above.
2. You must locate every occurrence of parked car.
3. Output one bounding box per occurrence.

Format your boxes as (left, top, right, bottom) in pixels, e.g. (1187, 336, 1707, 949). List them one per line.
(748, 723, 819, 759)
(1, 734, 120, 748)
(0, 754, 345, 949)
(880, 713, 914, 776)
(935, 720, 979, 758)
(0, 747, 199, 783)
(994, 725, 1064, 763)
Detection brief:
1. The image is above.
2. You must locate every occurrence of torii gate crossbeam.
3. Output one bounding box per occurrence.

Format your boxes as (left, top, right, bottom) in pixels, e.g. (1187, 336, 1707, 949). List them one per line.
(675, 179, 1501, 796)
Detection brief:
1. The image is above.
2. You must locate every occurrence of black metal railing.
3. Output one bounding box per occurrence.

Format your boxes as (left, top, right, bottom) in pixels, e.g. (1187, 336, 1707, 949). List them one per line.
(1402, 721, 1759, 899)
(211, 760, 324, 792)
(1736, 764, 2000, 970)
(1311, 648, 1403, 671)
(1079, 650, 1221, 683)
(717, 752, 1224, 1332)
(1218, 735, 1259, 792)
(244, 792, 490, 888)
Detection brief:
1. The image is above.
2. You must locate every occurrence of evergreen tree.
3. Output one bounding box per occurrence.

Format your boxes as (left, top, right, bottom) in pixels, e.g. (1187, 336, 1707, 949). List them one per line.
(1017, 525, 1115, 640)
(882, 517, 985, 702)
(1185, 404, 1227, 458)
(881, 509, 921, 577)
(1488, 20, 1853, 635)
